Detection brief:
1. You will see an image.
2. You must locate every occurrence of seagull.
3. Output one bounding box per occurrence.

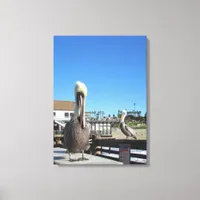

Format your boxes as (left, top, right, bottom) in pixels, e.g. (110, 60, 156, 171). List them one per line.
(63, 81, 90, 161)
(120, 110, 137, 139)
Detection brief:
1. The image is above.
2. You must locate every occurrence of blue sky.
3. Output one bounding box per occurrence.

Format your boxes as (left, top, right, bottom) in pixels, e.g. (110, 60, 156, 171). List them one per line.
(54, 36, 147, 116)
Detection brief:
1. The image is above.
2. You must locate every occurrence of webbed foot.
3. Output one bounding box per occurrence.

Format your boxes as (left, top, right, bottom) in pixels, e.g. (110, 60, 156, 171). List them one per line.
(77, 157, 89, 161)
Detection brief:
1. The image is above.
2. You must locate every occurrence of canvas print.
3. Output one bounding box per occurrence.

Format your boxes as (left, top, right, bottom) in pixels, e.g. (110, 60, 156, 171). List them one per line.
(53, 36, 147, 165)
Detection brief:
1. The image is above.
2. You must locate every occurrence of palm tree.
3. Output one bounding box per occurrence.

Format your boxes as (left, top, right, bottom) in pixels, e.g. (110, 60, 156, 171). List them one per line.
(97, 111, 100, 120)
(99, 111, 102, 119)
(91, 111, 94, 117)
(118, 110, 122, 118)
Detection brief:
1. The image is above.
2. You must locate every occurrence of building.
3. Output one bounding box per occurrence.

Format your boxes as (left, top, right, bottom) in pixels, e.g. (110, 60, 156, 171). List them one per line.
(53, 100, 92, 131)
(54, 100, 75, 131)
(54, 100, 75, 122)
(127, 111, 137, 117)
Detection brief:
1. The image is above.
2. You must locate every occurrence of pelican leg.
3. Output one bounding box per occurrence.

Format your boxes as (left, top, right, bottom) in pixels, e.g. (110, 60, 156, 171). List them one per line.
(82, 150, 84, 160)
(78, 150, 89, 161)
(133, 135, 137, 139)
(69, 152, 72, 161)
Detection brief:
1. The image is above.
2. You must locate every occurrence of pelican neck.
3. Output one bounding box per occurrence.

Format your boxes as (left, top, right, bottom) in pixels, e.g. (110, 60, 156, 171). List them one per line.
(120, 115, 126, 123)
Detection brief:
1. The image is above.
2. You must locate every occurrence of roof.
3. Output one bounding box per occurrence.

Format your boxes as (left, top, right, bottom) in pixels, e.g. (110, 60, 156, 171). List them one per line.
(54, 100, 75, 111)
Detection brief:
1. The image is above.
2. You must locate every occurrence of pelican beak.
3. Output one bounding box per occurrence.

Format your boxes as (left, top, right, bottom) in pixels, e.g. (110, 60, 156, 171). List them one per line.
(77, 93, 85, 129)
(75, 81, 87, 129)
(80, 96, 86, 129)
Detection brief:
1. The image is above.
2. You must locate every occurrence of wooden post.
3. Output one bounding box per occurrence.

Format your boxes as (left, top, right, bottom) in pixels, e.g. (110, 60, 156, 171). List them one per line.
(90, 122, 93, 134)
(91, 134, 96, 155)
(94, 121, 96, 134)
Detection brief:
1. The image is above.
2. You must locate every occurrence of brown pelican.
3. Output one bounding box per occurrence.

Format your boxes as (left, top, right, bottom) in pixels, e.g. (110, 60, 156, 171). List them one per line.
(63, 81, 90, 161)
(120, 110, 137, 139)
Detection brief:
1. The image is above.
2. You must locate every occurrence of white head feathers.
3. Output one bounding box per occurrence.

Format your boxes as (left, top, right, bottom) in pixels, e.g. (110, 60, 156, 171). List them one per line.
(75, 81, 87, 97)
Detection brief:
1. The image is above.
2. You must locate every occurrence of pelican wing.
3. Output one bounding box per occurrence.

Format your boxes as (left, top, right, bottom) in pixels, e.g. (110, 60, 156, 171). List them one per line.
(125, 125, 137, 138)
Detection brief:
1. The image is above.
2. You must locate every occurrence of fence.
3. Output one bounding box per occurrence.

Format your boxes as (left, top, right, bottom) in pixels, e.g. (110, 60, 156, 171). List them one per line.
(90, 135, 147, 164)
(54, 120, 120, 147)
(88, 120, 119, 137)
(53, 121, 147, 164)
(53, 120, 148, 164)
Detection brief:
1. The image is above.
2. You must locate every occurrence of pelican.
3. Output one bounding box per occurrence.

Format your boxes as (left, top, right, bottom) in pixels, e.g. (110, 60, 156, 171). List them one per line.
(63, 81, 90, 161)
(120, 110, 137, 139)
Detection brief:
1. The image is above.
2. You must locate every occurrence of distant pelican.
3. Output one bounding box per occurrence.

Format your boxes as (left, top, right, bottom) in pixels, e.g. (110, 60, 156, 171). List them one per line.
(120, 110, 137, 139)
(63, 81, 90, 161)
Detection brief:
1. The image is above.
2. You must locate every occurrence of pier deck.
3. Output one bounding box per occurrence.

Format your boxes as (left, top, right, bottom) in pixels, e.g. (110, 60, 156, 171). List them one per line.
(54, 148, 123, 165)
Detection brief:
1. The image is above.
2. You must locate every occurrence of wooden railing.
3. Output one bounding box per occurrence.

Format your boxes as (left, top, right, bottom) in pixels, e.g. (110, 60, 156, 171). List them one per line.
(53, 120, 147, 164)
(54, 120, 120, 147)
(54, 132, 147, 164)
(90, 136, 147, 164)
(88, 120, 119, 137)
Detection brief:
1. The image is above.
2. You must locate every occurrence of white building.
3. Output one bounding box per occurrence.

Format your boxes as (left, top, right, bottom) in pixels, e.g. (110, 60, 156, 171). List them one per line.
(54, 100, 75, 130)
(53, 100, 92, 131)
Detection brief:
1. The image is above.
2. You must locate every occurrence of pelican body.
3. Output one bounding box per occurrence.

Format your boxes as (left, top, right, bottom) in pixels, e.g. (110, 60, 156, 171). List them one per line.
(63, 81, 90, 161)
(120, 110, 137, 139)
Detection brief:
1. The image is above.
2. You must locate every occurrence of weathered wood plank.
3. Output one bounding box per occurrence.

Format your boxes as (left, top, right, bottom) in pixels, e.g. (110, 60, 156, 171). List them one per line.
(54, 152, 123, 165)
(95, 153, 146, 164)
(95, 139, 147, 150)
(95, 147, 147, 159)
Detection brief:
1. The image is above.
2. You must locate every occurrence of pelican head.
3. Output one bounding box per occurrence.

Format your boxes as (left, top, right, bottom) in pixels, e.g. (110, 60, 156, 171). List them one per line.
(74, 81, 87, 128)
(122, 109, 127, 116)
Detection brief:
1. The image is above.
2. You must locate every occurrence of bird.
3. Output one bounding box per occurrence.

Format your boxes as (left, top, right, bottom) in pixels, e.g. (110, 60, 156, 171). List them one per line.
(63, 81, 90, 161)
(120, 109, 137, 139)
